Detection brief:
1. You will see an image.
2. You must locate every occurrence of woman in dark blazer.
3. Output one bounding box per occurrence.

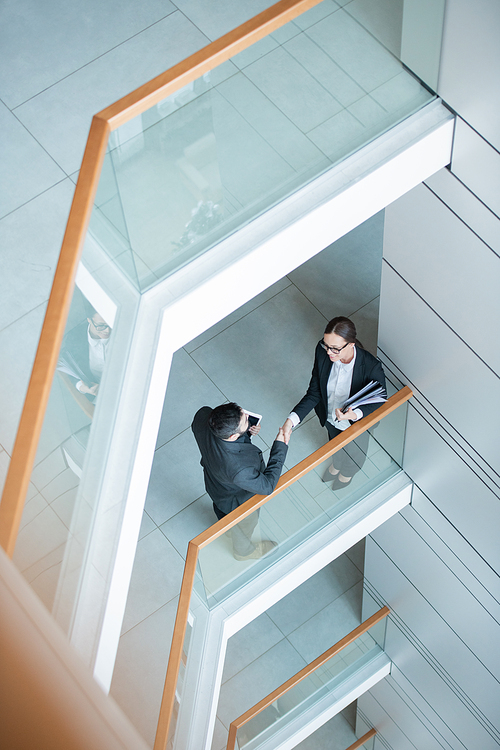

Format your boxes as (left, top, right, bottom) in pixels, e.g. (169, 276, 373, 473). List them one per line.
(283, 316, 386, 489)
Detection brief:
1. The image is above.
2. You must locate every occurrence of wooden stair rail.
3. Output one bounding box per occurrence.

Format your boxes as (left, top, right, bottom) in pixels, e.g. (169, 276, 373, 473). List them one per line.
(157, 386, 412, 750)
(347, 728, 377, 750)
(0, 0, 324, 557)
(226, 608, 389, 750)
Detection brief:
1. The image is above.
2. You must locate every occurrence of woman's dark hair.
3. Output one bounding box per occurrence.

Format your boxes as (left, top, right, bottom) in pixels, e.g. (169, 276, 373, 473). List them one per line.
(209, 402, 243, 439)
(324, 316, 364, 348)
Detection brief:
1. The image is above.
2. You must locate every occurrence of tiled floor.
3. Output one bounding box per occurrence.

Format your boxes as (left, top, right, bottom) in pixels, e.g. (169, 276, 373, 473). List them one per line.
(1, 1, 397, 748)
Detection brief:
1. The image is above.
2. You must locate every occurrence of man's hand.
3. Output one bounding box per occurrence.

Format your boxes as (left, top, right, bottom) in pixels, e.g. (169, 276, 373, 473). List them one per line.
(248, 423, 261, 436)
(335, 407, 357, 422)
(79, 382, 99, 396)
(276, 427, 290, 445)
(282, 418, 293, 442)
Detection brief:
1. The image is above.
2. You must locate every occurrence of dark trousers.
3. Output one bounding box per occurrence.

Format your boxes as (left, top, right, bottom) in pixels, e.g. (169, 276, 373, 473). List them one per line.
(325, 422, 369, 478)
(213, 502, 259, 557)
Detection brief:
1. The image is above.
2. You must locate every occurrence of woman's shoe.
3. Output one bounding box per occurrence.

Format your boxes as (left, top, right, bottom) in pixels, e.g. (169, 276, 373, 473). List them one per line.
(322, 464, 340, 482)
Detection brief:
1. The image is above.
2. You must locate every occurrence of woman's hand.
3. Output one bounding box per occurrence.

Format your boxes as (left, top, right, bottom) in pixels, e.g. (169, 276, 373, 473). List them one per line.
(282, 418, 294, 441)
(335, 407, 358, 422)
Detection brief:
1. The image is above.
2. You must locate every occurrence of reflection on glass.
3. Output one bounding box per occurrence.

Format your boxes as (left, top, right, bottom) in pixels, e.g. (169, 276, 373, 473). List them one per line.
(12, 286, 113, 620)
(236, 624, 387, 750)
(197, 401, 408, 606)
(167, 614, 194, 750)
(90, 1, 434, 289)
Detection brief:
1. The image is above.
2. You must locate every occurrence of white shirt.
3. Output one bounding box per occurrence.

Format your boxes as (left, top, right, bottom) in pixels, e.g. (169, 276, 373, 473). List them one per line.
(87, 328, 109, 379)
(288, 346, 362, 429)
(75, 327, 110, 391)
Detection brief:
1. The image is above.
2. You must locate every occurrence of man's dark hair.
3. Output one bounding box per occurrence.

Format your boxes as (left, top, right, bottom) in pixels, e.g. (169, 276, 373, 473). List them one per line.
(209, 402, 243, 439)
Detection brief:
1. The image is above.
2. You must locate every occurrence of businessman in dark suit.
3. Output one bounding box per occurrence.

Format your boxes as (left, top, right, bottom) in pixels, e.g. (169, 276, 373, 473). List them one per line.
(283, 316, 386, 489)
(192, 403, 288, 560)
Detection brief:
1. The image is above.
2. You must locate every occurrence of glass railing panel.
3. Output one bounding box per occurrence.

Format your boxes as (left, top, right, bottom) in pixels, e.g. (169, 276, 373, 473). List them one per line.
(12, 253, 139, 637)
(100, 1, 434, 289)
(196, 400, 408, 606)
(234, 615, 388, 750)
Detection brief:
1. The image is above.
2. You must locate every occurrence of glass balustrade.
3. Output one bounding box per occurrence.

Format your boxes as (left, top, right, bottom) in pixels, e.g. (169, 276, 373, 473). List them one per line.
(196, 394, 408, 606)
(95, 1, 434, 290)
(230, 610, 388, 750)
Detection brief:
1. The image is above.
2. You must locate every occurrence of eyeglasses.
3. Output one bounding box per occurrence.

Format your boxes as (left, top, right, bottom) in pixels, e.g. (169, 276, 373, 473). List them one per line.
(320, 339, 349, 355)
(91, 319, 110, 331)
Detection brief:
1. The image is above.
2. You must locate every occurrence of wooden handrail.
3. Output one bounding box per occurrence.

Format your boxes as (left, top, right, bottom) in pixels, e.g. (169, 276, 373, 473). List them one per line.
(226, 608, 389, 750)
(0, 0, 323, 555)
(0, 115, 110, 556)
(346, 728, 377, 750)
(159, 387, 411, 748)
(99, 0, 324, 129)
(193, 386, 412, 548)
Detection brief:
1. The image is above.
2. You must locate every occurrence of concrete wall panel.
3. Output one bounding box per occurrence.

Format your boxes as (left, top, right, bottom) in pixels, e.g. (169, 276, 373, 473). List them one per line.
(403, 407, 500, 572)
(451, 118, 500, 217)
(383, 184, 500, 374)
(379, 263, 500, 473)
(439, 0, 500, 150)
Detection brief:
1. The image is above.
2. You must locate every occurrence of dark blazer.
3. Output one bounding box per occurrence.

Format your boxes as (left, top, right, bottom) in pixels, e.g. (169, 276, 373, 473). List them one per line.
(293, 344, 386, 427)
(192, 406, 288, 516)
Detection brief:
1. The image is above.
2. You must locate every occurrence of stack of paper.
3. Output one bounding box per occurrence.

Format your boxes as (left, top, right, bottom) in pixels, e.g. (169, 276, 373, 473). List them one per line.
(341, 380, 387, 413)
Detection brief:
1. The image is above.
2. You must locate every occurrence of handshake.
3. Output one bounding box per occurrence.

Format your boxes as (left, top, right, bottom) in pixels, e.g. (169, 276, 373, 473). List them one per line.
(248, 417, 293, 445)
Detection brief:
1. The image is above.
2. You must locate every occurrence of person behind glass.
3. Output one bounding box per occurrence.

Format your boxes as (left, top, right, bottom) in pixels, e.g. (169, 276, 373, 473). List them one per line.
(282, 316, 386, 489)
(58, 310, 111, 399)
(192, 403, 289, 561)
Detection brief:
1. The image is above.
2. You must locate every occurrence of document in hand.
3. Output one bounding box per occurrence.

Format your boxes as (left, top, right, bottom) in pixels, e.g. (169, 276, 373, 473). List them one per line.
(341, 380, 387, 413)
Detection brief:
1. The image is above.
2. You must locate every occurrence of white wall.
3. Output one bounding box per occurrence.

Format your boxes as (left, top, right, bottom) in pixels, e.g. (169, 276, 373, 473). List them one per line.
(359, 2, 500, 745)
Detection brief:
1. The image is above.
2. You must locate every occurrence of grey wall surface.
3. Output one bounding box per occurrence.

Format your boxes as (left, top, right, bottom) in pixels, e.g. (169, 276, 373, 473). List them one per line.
(359, 3, 500, 745)
(439, 0, 500, 150)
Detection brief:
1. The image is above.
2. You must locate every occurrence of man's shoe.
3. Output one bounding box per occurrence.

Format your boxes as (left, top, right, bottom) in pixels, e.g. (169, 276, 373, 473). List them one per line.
(233, 540, 277, 561)
(322, 464, 339, 482)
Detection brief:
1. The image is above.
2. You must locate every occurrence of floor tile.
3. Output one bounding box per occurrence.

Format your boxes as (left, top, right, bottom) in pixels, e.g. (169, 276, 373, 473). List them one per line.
(0, 303, 46, 452)
(287, 211, 384, 322)
(293, 711, 356, 750)
(156, 348, 225, 449)
(111, 597, 179, 746)
(286, 581, 363, 663)
(307, 10, 402, 92)
(0, 102, 66, 218)
(138, 510, 156, 540)
(211, 717, 229, 750)
(172, 0, 273, 41)
(160, 494, 215, 557)
(244, 46, 343, 134)
(185, 277, 291, 353)
(216, 72, 327, 172)
(0, 0, 176, 108)
(210, 90, 296, 207)
(0, 179, 74, 328)
(216, 638, 307, 729)
(308, 107, 367, 162)
(146, 427, 206, 526)
(293, 0, 340, 31)
(14, 12, 209, 174)
(285, 32, 365, 107)
(350, 296, 380, 354)
(13, 504, 69, 571)
(222, 611, 284, 683)
(266, 556, 363, 636)
(344, 0, 403, 57)
(121, 528, 184, 633)
(190, 284, 327, 449)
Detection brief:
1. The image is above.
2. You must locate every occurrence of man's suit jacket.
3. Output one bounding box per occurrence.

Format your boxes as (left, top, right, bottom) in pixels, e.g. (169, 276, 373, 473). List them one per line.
(293, 344, 386, 427)
(192, 406, 288, 516)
